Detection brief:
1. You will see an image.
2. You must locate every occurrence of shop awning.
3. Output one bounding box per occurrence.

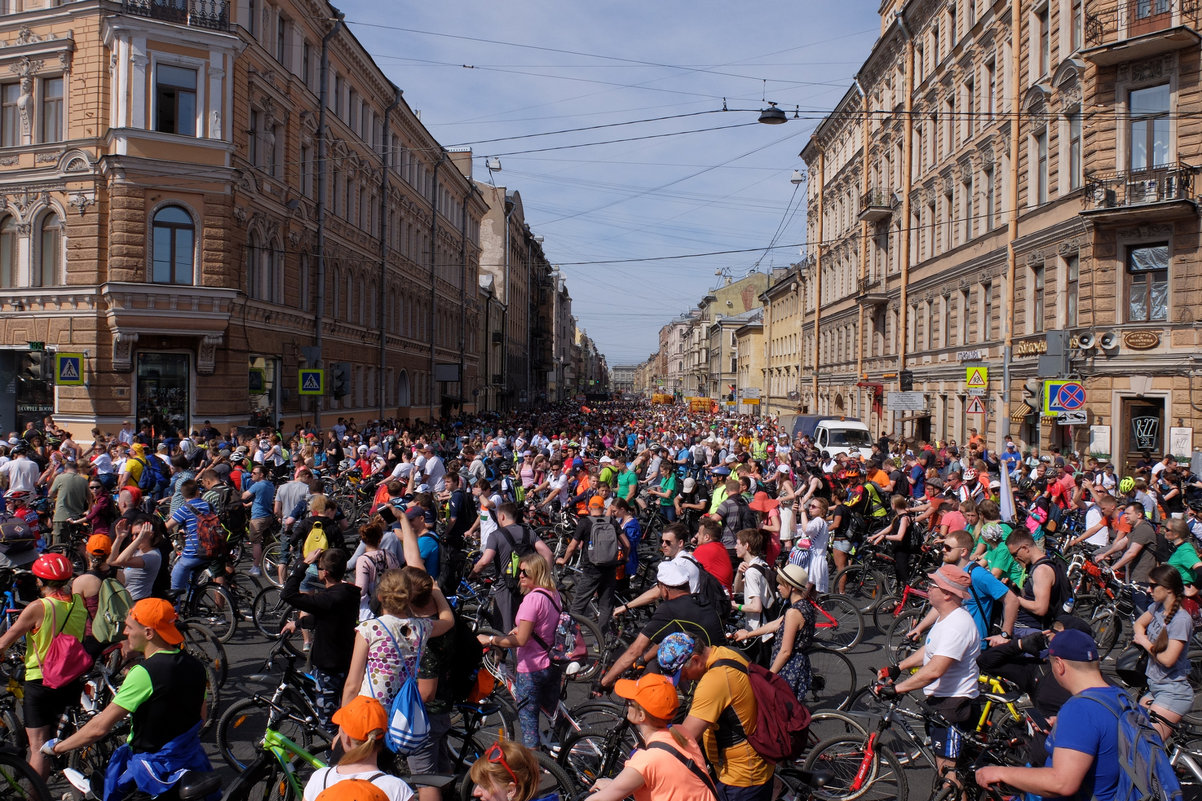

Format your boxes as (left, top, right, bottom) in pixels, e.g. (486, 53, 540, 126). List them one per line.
(1009, 402, 1035, 423)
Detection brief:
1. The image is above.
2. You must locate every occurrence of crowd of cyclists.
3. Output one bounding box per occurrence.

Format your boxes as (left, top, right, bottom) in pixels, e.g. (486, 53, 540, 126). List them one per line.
(0, 403, 1197, 801)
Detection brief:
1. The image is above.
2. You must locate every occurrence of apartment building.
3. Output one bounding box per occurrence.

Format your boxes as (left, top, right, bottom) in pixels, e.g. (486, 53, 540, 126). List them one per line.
(782, 0, 1202, 472)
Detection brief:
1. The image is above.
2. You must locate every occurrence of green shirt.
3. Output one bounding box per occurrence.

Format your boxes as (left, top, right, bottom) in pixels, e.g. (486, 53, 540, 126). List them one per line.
(658, 474, 679, 507)
(984, 529, 1024, 587)
(1167, 541, 1200, 586)
(617, 469, 638, 501)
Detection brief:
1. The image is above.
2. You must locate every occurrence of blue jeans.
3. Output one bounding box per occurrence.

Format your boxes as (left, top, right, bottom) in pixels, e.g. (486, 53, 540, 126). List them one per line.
(514, 665, 561, 749)
(717, 780, 773, 801)
(170, 555, 210, 593)
(311, 668, 346, 727)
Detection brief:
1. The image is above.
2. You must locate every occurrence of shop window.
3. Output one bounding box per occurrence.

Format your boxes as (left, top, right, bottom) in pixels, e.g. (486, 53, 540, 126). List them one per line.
(33, 212, 61, 287)
(154, 64, 197, 137)
(1126, 243, 1168, 322)
(151, 205, 195, 284)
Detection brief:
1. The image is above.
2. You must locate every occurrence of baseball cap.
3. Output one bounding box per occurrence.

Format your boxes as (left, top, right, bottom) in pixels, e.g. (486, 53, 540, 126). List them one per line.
(588, 496, 605, 510)
(130, 598, 184, 645)
(776, 464, 791, 474)
(682, 477, 697, 492)
(86, 534, 113, 557)
(656, 632, 696, 683)
(404, 505, 425, 520)
(613, 673, 679, 720)
(315, 780, 389, 801)
(927, 564, 972, 600)
(331, 695, 388, 742)
(656, 560, 690, 588)
(599, 455, 613, 464)
(1048, 629, 1099, 662)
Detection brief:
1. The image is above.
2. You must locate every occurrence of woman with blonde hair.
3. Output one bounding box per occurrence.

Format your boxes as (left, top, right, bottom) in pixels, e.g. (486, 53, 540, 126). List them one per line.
(477, 553, 562, 748)
(303, 696, 414, 801)
(467, 740, 543, 801)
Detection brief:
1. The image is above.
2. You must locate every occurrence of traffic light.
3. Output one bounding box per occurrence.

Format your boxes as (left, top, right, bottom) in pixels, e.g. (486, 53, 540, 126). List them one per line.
(899, 369, 914, 392)
(331, 362, 350, 397)
(728, 384, 736, 402)
(18, 352, 49, 382)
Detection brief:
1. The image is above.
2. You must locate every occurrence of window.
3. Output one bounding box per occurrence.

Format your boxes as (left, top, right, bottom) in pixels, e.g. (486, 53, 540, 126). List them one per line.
(1129, 84, 1170, 170)
(151, 206, 194, 284)
(299, 255, 310, 311)
(1, 82, 18, 147)
(38, 77, 62, 144)
(300, 144, 312, 197)
(985, 60, 996, 120)
(1126, 243, 1168, 322)
(154, 64, 197, 136)
(1035, 129, 1048, 203)
(276, 15, 287, 63)
(1064, 254, 1079, 327)
(984, 166, 995, 229)
(1037, 6, 1050, 76)
(982, 281, 992, 340)
(247, 0, 256, 36)
(248, 109, 258, 165)
(1071, 0, 1083, 51)
(1067, 111, 1082, 189)
(960, 289, 970, 345)
(333, 74, 343, 115)
(34, 213, 61, 287)
(0, 216, 13, 288)
(1031, 265, 1045, 333)
(302, 40, 311, 88)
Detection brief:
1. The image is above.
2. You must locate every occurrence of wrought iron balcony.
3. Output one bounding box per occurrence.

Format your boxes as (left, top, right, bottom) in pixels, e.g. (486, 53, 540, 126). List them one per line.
(1084, 0, 1200, 65)
(1080, 163, 1198, 222)
(122, 0, 230, 31)
(858, 188, 895, 223)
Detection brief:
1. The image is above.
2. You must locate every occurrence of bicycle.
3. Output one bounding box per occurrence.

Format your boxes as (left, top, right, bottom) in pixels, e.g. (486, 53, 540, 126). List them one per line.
(811, 593, 865, 653)
(0, 743, 49, 801)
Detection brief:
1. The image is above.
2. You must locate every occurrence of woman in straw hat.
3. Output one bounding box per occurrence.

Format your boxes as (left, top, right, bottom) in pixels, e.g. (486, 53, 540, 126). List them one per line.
(733, 563, 815, 699)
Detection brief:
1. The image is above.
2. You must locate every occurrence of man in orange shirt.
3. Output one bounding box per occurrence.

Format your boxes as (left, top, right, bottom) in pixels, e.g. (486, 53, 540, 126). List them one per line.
(570, 466, 594, 515)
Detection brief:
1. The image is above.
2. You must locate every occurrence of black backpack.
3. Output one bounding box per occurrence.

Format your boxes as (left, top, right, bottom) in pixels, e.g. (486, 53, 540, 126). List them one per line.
(733, 495, 759, 532)
(210, 482, 247, 537)
(498, 524, 538, 592)
(682, 554, 731, 622)
(442, 610, 486, 703)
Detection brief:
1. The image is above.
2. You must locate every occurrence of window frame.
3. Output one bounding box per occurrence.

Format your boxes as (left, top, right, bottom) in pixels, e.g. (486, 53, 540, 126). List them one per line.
(1127, 83, 1171, 172)
(37, 75, 62, 145)
(150, 204, 196, 285)
(151, 58, 202, 137)
(33, 210, 62, 288)
(1125, 242, 1169, 323)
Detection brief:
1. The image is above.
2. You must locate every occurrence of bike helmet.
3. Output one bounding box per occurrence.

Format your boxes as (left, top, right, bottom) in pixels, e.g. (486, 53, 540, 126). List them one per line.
(1119, 476, 1135, 495)
(962, 469, 977, 481)
(31, 552, 73, 582)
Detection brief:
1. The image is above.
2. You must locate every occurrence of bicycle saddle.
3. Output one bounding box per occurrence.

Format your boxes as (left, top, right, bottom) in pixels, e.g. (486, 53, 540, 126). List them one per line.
(178, 771, 222, 800)
(979, 688, 1024, 706)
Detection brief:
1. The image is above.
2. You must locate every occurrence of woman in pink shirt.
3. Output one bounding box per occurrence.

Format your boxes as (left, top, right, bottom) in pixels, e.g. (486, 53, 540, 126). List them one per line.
(476, 554, 562, 748)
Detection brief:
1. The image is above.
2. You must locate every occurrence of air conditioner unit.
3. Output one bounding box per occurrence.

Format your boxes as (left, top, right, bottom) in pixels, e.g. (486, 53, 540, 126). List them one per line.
(1098, 331, 1119, 351)
(1076, 332, 1096, 350)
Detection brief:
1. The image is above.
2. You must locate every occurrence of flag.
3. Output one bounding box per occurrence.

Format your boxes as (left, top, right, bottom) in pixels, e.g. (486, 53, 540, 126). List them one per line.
(999, 462, 1016, 523)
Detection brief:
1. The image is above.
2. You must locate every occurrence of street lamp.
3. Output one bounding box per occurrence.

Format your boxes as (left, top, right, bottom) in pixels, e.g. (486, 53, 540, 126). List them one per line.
(758, 102, 787, 124)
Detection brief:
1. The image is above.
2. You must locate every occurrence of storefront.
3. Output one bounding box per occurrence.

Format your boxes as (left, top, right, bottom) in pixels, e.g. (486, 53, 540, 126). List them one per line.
(135, 352, 190, 438)
(248, 356, 280, 429)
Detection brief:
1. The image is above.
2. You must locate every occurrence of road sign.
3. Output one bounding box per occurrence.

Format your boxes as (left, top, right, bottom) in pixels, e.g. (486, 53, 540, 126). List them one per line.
(966, 367, 989, 388)
(966, 395, 986, 415)
(1042, 380, 1086, 415)
(54, 353, 84, 386)
(298, 369, 325, 395)
(1057, 411, 1087, 425)
(887, 391, 926, 411)
(966, 388, 986, 396)
(741, 387, 761, 399)
(249, 368, 266, 395)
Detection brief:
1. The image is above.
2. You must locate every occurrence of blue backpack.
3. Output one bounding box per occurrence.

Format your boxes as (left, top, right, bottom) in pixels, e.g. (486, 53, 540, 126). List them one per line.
(366, 617, 429, 755)
(1077, 688, 1182, 801)
(136, 456, 169, 495)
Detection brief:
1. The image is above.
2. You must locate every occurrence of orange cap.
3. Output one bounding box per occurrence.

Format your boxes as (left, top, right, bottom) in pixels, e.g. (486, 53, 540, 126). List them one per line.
(613, 673, 679, 719)
(331, 695, 388, 742)
(130, 598, 183, 645)
(588, 495, 605, 509)
(87, 534, 113, 557)
(315, 780, 389, 801)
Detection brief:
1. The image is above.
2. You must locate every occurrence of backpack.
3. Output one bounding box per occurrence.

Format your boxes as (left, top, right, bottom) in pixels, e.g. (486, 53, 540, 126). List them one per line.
(530, 588, 587, 662)
(364, 617, 429, 755)
(711, 657, 812, 763)
(498, 525, 538, 593)
(442, 610, 487, 703)
(1076, 688, 1183, 801)
(92, 578, 134, 644)
(747, 563, 783, 621)
(184, 502, 225, 558)
(585, 516, 622, 567)
(682, 554, 731, 623)
(209, 483, 247, 537)
(302, 520, 329, 560)
(733, 495, 759, 532)
(136, 456, 169, 494)
(904, 518, 925, 552)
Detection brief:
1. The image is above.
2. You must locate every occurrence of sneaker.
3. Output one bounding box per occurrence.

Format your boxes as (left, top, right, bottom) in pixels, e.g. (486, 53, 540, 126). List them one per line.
(248, 566, 262, 577)
(303, 641, 312, 652)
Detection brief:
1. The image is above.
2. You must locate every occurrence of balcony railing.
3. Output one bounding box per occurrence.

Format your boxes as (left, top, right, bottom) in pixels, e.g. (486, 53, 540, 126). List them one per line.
(857, 277, 889, 306)
(858, 189, 894, 223)
(122, 0, 230, 31)
(1084, 0, 1199, 62)
(1083, 163, 1195, 211)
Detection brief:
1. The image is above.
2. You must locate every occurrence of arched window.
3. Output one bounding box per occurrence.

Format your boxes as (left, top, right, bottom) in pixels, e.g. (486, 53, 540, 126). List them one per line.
(34, 212, 62, 287)
(0, 216, 15, 289)
(151, 206, 194, 284)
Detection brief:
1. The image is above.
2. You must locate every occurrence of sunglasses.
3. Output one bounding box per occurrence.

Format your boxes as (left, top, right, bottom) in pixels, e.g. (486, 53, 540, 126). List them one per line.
(941, 544, 959, 552)
(484, 743, 519, 788)
(1148, 582, 1161, 589)
(518, 569, 530, 578)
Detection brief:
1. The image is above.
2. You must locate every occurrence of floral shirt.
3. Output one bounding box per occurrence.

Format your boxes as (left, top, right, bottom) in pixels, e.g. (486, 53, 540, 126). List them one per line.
(355, 614, 434, 703)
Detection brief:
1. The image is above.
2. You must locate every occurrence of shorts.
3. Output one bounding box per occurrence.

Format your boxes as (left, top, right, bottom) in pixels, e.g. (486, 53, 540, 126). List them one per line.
(1146, 677, 1195, 717)
(24, 678, 84, 729)
(405, 711, 453, 772)
(831, 539, 853, 553)
(924, 695, 977, 760)
(248, 517, 273, 544)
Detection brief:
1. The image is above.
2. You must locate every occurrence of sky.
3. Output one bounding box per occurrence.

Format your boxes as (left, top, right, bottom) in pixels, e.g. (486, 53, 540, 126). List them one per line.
(336, 1, 883, 365)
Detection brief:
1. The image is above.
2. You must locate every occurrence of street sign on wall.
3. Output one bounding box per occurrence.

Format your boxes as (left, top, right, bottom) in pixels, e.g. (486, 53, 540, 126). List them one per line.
(1057, 411, 1087, 425)
(887, 391, 926, 411)
(965, 367, 989, 388)
(1042, 380, 1085, 415)
(966, 396, 986, 414)
(298, 369, 325, 396)
(54, 353, 84, 386)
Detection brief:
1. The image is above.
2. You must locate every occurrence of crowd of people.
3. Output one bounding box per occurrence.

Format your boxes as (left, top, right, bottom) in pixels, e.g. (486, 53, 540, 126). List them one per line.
(0, 402, 1195, 801)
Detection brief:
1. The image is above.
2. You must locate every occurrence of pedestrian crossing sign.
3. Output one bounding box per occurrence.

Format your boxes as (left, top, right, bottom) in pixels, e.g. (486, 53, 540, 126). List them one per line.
(54, 353, 84, 386)
(965, 367, 988, 389)
(298, 369, 324, 395)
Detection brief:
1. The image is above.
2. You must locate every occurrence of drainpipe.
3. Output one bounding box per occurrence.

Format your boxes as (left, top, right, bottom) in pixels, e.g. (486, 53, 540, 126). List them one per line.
(378, 86, 401, 420)
(896, 7, 915, 437)
(812, 149, 824, 412)
(314, 11, 344, 428)
(501, 195, 515, 412)
(853, 74, 869, 422)
(459, 189, 472, 413)
(1001, 0, 1022, 445)
(429, 153, 444, 421)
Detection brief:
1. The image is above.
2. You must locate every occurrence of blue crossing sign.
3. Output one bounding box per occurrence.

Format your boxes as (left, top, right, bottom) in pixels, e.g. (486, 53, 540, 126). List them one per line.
(54, 353, 84, 386)
(298, 369, 325, 396)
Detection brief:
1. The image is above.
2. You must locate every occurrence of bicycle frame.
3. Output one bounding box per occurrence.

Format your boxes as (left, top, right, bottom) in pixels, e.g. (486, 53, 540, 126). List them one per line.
(261, 726, 327, 799)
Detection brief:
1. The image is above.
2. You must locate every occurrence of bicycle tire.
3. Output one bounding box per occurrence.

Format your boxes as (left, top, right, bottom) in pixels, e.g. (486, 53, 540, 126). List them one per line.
(178, 619, 229, 689)
(802, 734, 909, 801)
(567, 700, 626, 730)
(830, 566, 890, 614)
(221, 751, 280, 801)
(0, 703, 25, 751)
(556, 728, 631, 791)
(186, 582, 238, 643)
(806, 646, 857, 711)
(0, 750, 50, 801)
(883, 608, 925, 667)
(262, 542, 287, 589)
(808, 710, 869, 743)
(812, 593, 864, 652)
(252, 585, 295, 639)
(216, 694, 320, 771)
(1091, 606, 1122, 658)
(567, 612, 606, 682)
(67, 729, 119, 800)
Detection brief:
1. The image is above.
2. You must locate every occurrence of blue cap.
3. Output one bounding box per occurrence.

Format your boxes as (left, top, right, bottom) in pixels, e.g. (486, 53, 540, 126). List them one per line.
(1048, 629, 1099, 662)
(657, 633, 696, 684)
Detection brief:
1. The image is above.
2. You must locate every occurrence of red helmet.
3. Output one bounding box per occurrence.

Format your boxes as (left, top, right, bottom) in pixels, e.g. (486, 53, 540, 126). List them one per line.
(32, 552, 73, 582)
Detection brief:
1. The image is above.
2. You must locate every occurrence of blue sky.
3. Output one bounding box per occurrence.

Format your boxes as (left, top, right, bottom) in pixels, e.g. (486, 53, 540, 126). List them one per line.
(336, 2, 882, 365)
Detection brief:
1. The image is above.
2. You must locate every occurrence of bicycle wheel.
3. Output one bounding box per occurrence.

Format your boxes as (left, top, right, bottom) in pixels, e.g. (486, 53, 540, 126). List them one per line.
(843, 686, 929, 766)
(262, 542, 287, 589)
(1091, 606, 1122, 658)
(808, 711, 869, 743)
(0, 750, 50, 801)
(446, 697, 519, 769)
(566, 612, 605, 682)
(812, 594, 864, 652)
(178, 619, 228, 689)
(252, 585, 296, 639)
(217, 695, 318, 771)
(830, 566, 890, 614)
(568, 700, 626, 730)
(806, 646, 857, 711)
(556, 728, 629, 790)
(802, 734, 909, 801)
(221, 751, 285, 801)
(67, 729, 119, 801)
(186, 582, 237, 643)
(883, 608, 925, 667)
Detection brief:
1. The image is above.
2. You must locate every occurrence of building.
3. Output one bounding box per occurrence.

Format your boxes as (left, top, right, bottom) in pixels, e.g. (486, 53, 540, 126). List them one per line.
(734, 311, 765, 416)
(610, 364, 636, 394)
(549, 268, 573, 402)
(683, 271, 769, 399)
(785, 0, 1202, 472)
(707, 307, 761, 403)
(0, 0, 493, 436)
(656, 314, 694, 395)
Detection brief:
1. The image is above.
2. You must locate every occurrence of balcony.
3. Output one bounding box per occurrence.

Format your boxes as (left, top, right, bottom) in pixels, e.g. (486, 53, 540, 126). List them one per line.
(122, 0, 230, 31)
(858, 189, 895, 223)
(857, 277, 889, 307)
(1080, 163, 1198, 224)
(1083, 0, 1200, 65)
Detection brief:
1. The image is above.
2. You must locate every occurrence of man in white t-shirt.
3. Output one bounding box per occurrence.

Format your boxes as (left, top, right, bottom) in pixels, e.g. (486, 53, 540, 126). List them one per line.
(419, 445, 446, 493)
(879, 563, 980, 787)
(0, 445, 40, 494)
(1068, 492, 1116, 550)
